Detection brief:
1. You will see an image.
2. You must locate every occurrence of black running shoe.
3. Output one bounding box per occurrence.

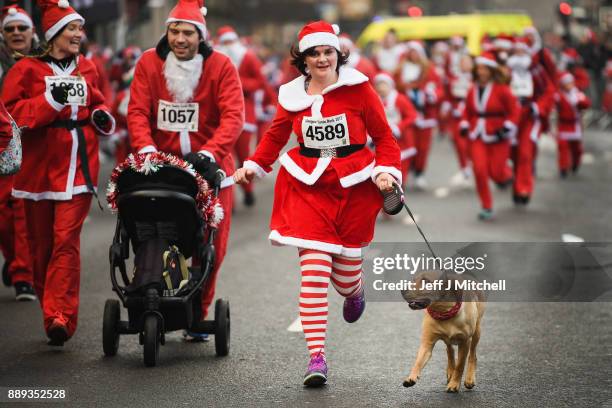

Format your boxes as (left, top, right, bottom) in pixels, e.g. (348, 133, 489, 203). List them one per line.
(2, 262, 10, 287)
(243, 191, 255, 207)
(14, 281, 36, 302)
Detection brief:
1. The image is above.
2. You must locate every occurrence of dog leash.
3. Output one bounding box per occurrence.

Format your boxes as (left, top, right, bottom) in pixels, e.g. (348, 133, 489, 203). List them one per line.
(382, 181, 438, 259)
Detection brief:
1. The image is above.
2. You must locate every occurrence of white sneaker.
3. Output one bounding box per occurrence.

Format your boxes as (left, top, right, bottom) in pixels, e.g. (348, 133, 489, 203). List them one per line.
(414, 176, 428, 191)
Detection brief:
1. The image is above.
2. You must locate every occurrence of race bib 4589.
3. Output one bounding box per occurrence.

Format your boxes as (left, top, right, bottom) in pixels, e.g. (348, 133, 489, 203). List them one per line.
(301, 113, 350, 149)
(157, 100, 199, 132)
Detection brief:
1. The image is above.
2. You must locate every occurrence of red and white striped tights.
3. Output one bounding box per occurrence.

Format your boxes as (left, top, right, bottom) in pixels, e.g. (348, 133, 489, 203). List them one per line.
(298, 248, 363, 357)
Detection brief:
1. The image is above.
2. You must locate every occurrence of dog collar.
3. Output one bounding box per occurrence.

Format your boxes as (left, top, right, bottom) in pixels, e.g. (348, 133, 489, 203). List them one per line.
(426, 301, 462, 321)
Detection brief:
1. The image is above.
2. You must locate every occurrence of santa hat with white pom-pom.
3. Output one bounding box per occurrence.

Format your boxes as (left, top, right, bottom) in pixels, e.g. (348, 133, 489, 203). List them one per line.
(36, 0, 84, 42)
(166, 0, 208, 38)
(2, 1, 34, 29)
(298, 20, 341, 52)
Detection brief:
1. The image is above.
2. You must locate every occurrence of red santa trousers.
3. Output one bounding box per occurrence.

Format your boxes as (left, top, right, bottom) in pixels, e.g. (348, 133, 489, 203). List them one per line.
(557, 139, 583, 171)
(413, 128, 434, 174)
(470, 139, 512, 210)
(24, 194, 92, 338)
(450, 117, 470, 170)
(0, 176, 33, 285)
(234, 130, 255, 194)
(513, 114, 541, 196)
(198, 185, 233, 318)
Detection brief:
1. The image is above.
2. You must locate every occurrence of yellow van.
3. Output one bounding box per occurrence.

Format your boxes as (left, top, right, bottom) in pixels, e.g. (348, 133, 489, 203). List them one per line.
(357, 13, 534, 55)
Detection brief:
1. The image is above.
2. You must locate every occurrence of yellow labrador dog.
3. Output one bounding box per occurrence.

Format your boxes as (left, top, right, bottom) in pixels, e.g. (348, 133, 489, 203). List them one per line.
(401, 271, 485, 392)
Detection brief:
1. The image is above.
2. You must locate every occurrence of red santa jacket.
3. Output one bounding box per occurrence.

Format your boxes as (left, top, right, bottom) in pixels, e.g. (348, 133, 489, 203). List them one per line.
(128, 43, 244, 171)
(0, 101, 12, 152)
(555, 88, 591, 140)
(2, 55, 114, 200)
(219, 46, 267, 132)
(446, 72, 472, 117)
(381, 89, 417, 160)
(396, 63, 443, 129)
(244, 67, 401, 186)
(461, 82, 520, 144)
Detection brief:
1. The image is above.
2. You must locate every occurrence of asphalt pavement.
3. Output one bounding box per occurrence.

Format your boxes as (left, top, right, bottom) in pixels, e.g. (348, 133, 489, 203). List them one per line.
(1, 129, 611, 407)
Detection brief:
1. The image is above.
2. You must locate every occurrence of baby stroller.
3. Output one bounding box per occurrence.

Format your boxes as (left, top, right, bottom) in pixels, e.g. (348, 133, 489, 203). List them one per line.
(102, 153, 229, 366)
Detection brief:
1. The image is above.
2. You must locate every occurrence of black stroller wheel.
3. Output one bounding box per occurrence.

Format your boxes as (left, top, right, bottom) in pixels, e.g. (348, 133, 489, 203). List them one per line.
(214, 299, 230, 357)
(2, 261, 10, 287)
(143, 315, 160, 367)
(102, 299, 120, 356)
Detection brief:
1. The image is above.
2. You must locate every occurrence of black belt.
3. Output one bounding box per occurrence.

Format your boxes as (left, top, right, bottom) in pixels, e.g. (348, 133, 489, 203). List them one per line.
(477, 112, 505, 118)
(49, 119, 89, 130)
(299, 144, 364, 158)
(49, 118, 102, 209)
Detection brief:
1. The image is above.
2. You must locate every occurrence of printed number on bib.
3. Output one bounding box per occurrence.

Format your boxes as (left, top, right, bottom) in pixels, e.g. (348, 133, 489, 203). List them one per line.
(45, 76, 87, 106)
(302, 113, 350, 149)
(511, 72, 534, 98)
(157, 100, 199, 132)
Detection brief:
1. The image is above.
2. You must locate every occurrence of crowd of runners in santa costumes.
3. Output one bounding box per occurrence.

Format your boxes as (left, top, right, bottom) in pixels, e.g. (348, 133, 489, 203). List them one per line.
(2, 0, 115, 346)
(0, 2, 37, 301)
(233, 20, 401, 386)
(127, 0, 243, 341)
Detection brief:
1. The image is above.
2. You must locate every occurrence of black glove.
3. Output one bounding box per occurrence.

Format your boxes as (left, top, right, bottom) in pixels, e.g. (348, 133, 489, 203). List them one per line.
(460, 127, 469, 138)
(184, 152, 223, 187)
(495, 126, 511, 142)
(93, 110, 111, 130)
(50, 83, 73, 105)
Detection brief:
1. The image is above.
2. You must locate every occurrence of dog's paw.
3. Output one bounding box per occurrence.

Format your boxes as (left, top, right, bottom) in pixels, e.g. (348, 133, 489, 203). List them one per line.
(403, 377, 416, 387)
(464, 381, 475, 390)
(446, 382, 460, 393)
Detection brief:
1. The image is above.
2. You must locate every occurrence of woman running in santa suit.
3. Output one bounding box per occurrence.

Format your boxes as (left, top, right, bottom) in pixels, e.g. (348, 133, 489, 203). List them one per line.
(460, 53, 519, 220)
(233, 21, 401, 387)
(2, 0, 115, 346)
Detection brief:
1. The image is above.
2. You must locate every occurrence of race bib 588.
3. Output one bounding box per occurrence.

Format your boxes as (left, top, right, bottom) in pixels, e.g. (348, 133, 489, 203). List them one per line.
(301, 113, 350, 149)
(45, 76, 88, 106)
(157, 100, 199, 132)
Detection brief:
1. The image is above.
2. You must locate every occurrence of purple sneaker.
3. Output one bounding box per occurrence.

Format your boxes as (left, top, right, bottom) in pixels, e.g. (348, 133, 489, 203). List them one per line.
(343, 288, 366, 323)
(303, 352, 327, 387)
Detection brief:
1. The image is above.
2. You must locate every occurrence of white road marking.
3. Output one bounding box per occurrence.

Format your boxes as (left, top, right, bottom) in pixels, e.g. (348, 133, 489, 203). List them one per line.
(434, 187, 450, 198)
(582, 153, 595, 165)
(287, 317, 303, 332)
(562, 234, 585, 243)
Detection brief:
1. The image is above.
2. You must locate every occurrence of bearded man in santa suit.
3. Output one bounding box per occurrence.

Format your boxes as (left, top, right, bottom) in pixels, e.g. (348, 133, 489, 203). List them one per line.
(215, 25, 267, 207)
(128, 0, 244, 341)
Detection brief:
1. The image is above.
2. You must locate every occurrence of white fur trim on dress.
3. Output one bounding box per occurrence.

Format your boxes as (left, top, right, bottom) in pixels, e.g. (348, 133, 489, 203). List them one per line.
(371, 165, 402, 184)
(279, 152, 331, 185)
(243, 159, 270, 178)
(299, 32, 340, 52)
(12, 185, 96, 201)
(138, 145, 158, 154)
(339, 161, 375, 188)
(91, 109, 116, 136)
(278, 67, 368, 112)
(45, 12, 84, 41)
(269, 230, 362, 257)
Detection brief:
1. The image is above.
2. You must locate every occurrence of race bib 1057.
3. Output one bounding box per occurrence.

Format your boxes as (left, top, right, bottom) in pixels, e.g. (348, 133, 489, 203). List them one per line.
(301, 113, 350, 149)
(157, 100, 199, 132)
(45, 75, 88, 106)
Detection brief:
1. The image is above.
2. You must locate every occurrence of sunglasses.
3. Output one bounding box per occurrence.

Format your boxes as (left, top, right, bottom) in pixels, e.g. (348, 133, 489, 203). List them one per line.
(3, 25, 30, 33)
